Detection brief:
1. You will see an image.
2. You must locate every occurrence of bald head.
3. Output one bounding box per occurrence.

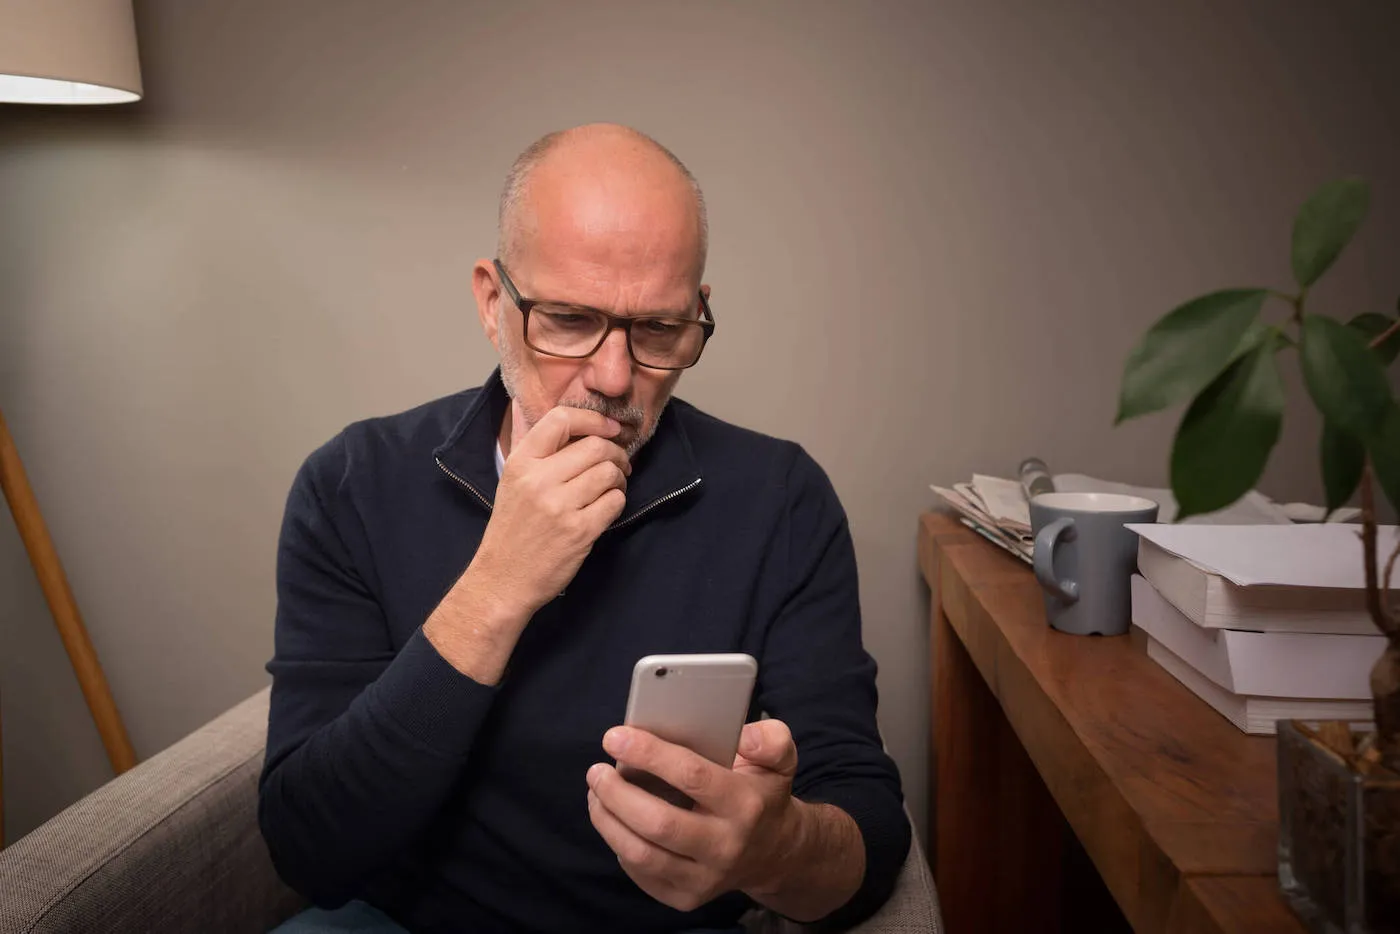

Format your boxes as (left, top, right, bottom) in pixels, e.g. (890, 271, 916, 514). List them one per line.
(496, 124, 708, 280)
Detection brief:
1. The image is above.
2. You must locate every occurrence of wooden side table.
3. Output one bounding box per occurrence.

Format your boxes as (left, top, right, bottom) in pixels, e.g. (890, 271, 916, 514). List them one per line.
(920, 512, 1306, 934)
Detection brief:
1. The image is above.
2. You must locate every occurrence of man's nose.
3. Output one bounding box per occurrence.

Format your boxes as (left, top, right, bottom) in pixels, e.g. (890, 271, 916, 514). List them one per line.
(585, 327, 635, 398)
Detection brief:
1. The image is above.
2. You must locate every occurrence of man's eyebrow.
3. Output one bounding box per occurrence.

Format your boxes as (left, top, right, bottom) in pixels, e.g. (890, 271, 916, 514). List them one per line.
(646, 293, 704, 317)
(651, 302, 700, 318)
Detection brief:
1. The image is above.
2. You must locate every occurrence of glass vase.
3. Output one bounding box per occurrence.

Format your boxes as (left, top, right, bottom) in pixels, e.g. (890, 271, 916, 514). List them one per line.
(1277, 719, 1400, 933)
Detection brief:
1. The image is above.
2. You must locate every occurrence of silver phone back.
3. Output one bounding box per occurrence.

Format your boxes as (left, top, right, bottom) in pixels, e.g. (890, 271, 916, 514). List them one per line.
(623, 653, 757, 766)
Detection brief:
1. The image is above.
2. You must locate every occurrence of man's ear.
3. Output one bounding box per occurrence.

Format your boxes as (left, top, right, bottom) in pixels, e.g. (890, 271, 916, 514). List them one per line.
(701, 283, 711, 303)
(472, 260, 501, 349)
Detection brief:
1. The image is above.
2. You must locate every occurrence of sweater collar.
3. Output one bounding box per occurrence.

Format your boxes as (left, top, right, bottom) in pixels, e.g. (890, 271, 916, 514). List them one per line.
(432, 369, 703, 528)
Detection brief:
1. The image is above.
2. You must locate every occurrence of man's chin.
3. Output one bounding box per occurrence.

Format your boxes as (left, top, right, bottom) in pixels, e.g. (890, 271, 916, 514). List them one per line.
(616, 425, 643, 458)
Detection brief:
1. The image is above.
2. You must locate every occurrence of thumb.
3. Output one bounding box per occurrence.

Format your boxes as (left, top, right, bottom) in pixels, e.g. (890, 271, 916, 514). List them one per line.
(736, 719, 798, 775)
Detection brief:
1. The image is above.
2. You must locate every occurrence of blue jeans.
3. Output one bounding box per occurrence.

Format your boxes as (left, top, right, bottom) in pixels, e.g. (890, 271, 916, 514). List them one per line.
(270, 900, 745, 933)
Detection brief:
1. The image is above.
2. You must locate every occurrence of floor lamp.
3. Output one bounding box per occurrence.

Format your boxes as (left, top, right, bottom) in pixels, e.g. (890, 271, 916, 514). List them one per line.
(0, 0, 144, 846)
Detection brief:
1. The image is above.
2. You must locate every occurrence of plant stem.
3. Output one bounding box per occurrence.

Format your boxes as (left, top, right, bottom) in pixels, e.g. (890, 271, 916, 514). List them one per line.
(1361, 464, 1398, 638)
(1357, 322, 1398, 632)
(1371, 316, 1400, 350)
(1357, 320, 1400, 772)
(1291, 287, 1309, 325)
(1361, 465, 1400, 774)
(1386, 538, 1400, 603)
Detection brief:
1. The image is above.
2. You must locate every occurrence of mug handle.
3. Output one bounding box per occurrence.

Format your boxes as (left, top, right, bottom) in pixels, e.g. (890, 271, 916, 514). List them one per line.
(1033, 516, 1080, 603)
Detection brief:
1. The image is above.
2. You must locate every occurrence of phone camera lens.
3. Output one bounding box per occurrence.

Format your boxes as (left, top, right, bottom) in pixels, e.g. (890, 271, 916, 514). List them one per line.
(655, 667, 668, 678)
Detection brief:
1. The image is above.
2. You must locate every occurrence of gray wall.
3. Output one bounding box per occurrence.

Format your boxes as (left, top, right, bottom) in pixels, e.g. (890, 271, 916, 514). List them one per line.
(3, 0, 1398, 848)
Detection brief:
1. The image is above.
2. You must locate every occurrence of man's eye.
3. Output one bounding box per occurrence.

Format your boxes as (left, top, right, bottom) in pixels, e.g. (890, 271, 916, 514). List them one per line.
(642, 320, 681, 335)
(545, 312, 596, 328)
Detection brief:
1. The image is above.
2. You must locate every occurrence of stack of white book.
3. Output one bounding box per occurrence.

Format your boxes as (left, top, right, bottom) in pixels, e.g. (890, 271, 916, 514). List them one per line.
(1128, 523, 1399, 735)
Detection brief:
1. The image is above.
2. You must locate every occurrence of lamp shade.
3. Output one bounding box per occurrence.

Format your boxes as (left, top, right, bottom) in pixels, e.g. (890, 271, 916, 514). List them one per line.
(0, 0, 141, 104)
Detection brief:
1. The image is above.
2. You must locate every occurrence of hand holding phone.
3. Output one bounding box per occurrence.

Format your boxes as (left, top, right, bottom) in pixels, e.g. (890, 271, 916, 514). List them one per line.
(589, 672, 816, 915)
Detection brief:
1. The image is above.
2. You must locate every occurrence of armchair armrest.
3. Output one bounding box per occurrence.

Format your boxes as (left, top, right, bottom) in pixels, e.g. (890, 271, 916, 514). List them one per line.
(743, 809, 942, 934)
(0, 687, 304, 934)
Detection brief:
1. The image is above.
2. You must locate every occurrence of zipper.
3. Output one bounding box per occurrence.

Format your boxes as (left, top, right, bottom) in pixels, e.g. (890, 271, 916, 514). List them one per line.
(435, 456, 493, 511)
(436, 454, 701, 532)
(608, 477, 702, 532)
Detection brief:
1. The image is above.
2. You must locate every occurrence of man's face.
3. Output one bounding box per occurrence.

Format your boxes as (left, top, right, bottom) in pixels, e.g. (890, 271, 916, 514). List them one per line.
(491, 262, 697, 459)
(474, 148, 707, 459)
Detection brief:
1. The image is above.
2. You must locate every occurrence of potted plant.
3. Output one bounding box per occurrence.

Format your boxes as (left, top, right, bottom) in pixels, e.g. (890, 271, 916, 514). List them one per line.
(1115, 177, 1400, 932)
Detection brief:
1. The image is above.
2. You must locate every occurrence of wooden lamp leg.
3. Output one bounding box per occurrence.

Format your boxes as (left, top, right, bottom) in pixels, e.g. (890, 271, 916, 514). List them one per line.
(0, 405, 137, 801)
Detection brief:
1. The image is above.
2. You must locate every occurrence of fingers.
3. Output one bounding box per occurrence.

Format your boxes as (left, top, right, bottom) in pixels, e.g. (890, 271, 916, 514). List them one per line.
(587, 786, 682, 863)
(604, 727, 735, 813)
(566, 460, 628, 510)
(586, 788, 711, 911)
(513, 406, 621, 458)
(543, 434, 631, 485)
(587, 763, 713, 860)
(579, 486, 628, 529)
(734, 720, 799, 776)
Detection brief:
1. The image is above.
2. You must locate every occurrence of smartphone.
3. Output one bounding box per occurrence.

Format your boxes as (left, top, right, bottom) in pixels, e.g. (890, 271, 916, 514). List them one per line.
(618, 653, 758, 809)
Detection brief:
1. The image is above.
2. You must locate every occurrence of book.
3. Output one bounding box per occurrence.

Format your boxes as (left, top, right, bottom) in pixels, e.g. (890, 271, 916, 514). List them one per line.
(1131, 575, 1381, 699)
(1128, 524, 1395, 635)
(1145, 637, 1373, 735)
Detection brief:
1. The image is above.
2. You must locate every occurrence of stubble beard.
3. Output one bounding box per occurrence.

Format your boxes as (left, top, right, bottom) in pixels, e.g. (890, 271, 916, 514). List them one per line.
(497, 324, 670, 459)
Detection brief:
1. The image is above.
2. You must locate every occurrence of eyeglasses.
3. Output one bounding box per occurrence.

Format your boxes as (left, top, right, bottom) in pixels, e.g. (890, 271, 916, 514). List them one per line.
(493, 259, 715, 370)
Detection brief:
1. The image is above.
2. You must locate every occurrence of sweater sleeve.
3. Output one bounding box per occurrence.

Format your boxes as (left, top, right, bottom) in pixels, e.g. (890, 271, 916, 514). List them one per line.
(257, 433, 497, 907)
(753, 446, 911, 927)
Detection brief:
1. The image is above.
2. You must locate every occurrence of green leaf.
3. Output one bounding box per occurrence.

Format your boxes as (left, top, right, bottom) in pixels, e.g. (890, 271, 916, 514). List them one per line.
(1229, 320, 1275, 361)
(1347, 312, 1400, 366)
(1116, 289, 1269, 423)
(1370, 405, 1400, 517)
(1300, 314, 1395, 439)
(1170, 340, 1285, 520)
(1320, 421, 1365, 512)
(1292, 177, 1370, 288)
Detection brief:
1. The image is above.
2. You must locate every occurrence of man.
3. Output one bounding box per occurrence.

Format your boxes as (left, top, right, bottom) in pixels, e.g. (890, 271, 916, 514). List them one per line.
(260, 124, 909, 934)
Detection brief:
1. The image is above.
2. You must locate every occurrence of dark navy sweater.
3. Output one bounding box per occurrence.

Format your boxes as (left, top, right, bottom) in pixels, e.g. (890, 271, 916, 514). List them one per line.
(258, 370, 909, 933)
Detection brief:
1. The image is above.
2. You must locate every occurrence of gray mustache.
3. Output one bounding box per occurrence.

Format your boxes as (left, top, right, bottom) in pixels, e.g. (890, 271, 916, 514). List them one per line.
(564, 397, 644, 428)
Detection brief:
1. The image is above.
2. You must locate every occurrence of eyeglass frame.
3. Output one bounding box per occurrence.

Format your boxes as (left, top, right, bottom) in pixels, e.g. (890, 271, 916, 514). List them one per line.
(492, 258, 715, 371)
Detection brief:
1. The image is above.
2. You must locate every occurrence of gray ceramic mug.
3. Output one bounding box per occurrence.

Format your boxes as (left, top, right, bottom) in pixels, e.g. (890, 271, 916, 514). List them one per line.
(1029, 491, 1159, 636)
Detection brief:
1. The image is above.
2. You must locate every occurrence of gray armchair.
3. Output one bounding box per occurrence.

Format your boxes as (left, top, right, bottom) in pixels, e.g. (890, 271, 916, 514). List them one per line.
(0, 689, 940, 934)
